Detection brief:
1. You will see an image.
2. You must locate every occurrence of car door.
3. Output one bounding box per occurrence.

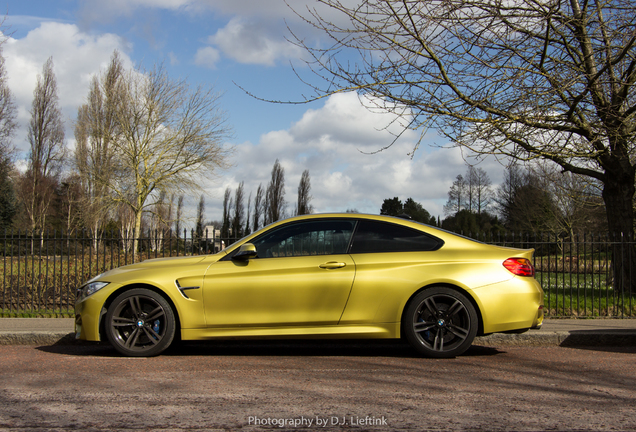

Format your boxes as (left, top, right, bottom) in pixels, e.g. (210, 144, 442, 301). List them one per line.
(202, 219, 356, 327)
(341, 219, 444, 324)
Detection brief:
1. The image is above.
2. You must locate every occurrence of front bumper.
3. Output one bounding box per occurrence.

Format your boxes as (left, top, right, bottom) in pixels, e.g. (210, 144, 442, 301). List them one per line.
(74, 285, 118, 341)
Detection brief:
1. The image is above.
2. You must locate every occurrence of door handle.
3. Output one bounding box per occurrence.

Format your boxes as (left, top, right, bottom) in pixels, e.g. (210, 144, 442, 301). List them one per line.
(319, 261, 346, 269)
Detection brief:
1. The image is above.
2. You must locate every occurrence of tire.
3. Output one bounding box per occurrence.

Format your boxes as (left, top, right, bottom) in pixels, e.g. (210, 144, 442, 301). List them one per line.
(105, 288, 176, 357)
(403, 287, 478, 358)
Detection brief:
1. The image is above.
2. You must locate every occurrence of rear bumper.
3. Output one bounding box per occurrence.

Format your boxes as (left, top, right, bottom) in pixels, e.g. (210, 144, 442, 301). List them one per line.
(531, 306, 544, 329)
(474, 277, 544, 334)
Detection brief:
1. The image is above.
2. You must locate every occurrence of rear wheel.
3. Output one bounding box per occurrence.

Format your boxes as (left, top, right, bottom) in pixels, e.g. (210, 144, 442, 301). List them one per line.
(106, 288, 176, 357)
(403, 287, 478, 358)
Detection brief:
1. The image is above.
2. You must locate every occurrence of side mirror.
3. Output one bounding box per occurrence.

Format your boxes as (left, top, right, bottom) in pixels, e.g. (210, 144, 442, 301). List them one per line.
(232, 243, 257, 261)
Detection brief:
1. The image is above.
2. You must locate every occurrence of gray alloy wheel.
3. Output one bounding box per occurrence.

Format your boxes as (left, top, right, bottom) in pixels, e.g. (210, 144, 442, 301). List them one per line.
(105, 288, 176, 357)
(403, 287, 478, 358)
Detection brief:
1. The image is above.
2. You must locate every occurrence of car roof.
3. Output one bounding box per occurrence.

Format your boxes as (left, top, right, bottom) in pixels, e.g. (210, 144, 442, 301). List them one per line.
(224, 212, 478, 251)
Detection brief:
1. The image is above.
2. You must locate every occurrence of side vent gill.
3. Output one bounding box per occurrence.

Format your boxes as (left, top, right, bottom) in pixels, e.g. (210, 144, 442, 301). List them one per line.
(175, 280, 200, 299)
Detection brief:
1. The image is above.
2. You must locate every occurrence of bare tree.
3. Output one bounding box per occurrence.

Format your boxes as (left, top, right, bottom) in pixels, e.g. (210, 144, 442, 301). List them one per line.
(167, 193, 175, 236)
(0, 48, 16, 157)
(174, 194, 184, 237)
(496, 164, 524, 227)
(496, 163, 559, 232)
(0, 48, 17, 230)
(117, 199, 136, 253)
(105, 63, 232, 255)
(291, 0, 636, 291)
(58, 174, 83, 237)
(244, 191, 252, 236)
(265, 159, 286, 224)
(467, 167, 492, 215)
(443, 175, 466, 216)
(74, 52, 124, 245)
(232, 181, 245, 238)
(530, 162, 606, 236)
(19, 57, 65, 234)
(295, 169, 313, 215)
(0, 152, 15, 229)
(195, 195, 205, 241)
(252, 183, 264, 232)
(148, 191, 172, 251)
(221, 187, 232, 237)
(445, 166, 492, 217)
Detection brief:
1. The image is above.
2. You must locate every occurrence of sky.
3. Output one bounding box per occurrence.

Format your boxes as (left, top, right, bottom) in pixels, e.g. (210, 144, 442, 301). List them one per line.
(0, 0, 506, 226)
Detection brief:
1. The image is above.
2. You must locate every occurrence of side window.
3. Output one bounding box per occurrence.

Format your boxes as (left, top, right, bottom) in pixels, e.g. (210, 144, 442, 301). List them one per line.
(251, 220, 356, 258)
(350, 220, 442, 254)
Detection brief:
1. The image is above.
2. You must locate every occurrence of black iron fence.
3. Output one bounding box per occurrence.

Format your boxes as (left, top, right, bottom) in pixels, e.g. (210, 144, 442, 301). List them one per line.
(468, 231, 634, 318)
(1, 229, 635, 318)
(1, 229, 230, 317)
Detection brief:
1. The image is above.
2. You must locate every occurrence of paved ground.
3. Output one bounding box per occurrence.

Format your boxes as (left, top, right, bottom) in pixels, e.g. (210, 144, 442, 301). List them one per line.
(1, 318, 635, 431)
(1, 343, 635, 431)
(0, 317, 635, 347)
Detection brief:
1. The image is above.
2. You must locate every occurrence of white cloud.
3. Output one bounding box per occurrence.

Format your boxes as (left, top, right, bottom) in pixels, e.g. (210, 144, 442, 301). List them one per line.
(78, 0, 318, 22)
(76, 0, 350, 69)
(195, 0, 299, 18)
(3, 21, 132, 153)
(167, 52, 179, 66)
(290, 93, 410, 149)
(77, 0, 194, 23)
(202, 92, 491, 222)
(194, 46, 221, 69)
(197, 0, 353, 67)
(208, 17, 304, 66)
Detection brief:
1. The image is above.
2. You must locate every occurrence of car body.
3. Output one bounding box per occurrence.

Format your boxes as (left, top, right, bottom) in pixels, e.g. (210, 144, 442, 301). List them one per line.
(75, 213, 544, 358)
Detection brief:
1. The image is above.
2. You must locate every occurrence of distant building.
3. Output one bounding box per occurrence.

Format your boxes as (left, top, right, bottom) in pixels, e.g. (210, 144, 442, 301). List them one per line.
(203, 225, 224, 252)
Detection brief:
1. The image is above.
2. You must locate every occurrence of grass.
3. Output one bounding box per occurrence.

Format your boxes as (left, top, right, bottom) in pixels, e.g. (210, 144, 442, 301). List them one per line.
(536, 271, 636, 317)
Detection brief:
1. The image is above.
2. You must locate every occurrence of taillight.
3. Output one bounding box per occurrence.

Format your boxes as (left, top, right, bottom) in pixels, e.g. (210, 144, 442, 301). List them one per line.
(503, 258, 535, 277)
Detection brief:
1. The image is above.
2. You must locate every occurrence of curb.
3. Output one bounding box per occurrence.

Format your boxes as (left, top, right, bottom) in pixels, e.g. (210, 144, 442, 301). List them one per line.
(0, 332, 79, 346)
(475, 330, 636, 347)
(2, 330, 635, 347)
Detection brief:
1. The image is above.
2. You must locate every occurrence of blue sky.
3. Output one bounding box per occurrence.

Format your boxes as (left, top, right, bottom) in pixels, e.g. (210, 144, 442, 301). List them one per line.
(1, 0, 504, 225)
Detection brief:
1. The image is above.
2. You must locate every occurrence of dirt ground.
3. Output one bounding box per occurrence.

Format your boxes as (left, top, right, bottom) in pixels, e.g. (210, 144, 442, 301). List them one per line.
(0, 340, 635, 431)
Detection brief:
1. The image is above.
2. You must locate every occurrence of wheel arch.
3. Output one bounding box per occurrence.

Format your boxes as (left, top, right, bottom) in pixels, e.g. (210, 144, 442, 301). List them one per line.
(98, 283, 182, 342)
(399, 283, 485, 338)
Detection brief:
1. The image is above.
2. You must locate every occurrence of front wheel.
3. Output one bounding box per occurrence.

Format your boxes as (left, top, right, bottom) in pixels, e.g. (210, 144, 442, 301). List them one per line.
(403, 287, 478, 358)
(105, 288, 176, 357)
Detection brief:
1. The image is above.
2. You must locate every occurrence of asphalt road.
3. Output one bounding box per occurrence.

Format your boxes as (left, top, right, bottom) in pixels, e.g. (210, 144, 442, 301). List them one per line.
(1, 340, 635, 431)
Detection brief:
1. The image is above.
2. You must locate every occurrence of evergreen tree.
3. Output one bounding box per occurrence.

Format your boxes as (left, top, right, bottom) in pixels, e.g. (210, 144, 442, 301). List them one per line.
(380, 197, 402, 216)
(403, 198, 435, 225)
(0, 154, 15, 229)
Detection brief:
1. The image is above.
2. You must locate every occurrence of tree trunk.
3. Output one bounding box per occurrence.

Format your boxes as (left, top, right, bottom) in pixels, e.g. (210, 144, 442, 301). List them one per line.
(133, 209, 142, 262)
(602, 161, 636, 295)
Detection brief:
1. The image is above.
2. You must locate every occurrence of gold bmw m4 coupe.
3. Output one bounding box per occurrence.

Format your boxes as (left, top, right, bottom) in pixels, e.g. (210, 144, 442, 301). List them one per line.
(75, 213, 544, 358)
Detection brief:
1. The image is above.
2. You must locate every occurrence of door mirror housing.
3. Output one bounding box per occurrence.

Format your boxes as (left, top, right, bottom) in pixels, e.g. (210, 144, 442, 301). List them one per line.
(232, 243, 257, 261)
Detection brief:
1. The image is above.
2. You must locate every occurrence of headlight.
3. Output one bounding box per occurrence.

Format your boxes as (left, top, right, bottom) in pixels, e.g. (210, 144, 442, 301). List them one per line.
(78, 281, 109, 300)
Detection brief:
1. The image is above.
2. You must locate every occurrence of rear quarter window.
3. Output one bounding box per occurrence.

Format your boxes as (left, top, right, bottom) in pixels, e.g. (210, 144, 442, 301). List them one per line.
(349, 220, 443, 254)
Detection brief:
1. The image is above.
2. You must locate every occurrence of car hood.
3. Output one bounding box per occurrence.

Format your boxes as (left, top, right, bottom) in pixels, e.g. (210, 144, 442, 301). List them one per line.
(90, 253, 225, 284)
